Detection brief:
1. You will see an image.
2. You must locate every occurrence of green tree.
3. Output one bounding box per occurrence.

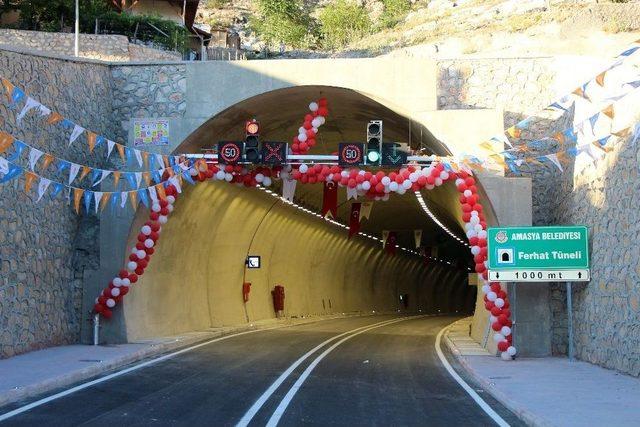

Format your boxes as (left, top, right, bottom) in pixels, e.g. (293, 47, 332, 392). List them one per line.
(318, 0, 371, 49)
(250, 0, 316, 49)
(15, 0, 109, 31)
(379, 0, 410, 28)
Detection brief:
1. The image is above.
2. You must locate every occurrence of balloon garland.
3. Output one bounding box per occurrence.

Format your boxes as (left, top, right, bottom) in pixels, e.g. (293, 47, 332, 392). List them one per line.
(92, 99, 516, 360)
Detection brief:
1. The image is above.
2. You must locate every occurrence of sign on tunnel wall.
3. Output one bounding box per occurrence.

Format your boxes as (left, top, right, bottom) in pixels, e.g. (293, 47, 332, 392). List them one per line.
(487, 226, 590, 282)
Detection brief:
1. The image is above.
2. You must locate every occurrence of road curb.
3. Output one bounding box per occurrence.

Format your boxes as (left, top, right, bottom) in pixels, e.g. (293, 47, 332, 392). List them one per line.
(0, 312, 388, 409)
(442, 321, 554, 427)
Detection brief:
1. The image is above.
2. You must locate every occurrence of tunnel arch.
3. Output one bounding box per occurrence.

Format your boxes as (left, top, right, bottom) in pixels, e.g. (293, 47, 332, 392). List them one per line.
(116, 85, 500, 341)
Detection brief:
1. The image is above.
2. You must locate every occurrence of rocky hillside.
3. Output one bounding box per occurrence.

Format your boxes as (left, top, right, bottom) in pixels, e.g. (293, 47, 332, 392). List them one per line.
(194, 0, 640, 58)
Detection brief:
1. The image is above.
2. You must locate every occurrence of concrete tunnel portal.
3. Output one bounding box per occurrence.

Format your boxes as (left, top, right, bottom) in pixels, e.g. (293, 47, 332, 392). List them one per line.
(119, 86, 498, 341)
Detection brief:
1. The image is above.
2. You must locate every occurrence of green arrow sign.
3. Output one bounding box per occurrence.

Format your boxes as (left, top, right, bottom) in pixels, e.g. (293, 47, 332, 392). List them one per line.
(488, 226, 589, 270)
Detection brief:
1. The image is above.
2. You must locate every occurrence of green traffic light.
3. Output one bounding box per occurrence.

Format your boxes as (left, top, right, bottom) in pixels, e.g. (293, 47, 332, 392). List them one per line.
(367, 150, 381, 163)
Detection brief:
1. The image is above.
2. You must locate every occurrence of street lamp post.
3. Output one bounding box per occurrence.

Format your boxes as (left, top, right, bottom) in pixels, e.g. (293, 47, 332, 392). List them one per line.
(74, 0, 79, 57)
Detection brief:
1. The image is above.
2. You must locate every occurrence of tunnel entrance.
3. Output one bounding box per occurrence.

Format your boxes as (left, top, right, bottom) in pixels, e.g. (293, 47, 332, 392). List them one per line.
(94, 86, 513, 357)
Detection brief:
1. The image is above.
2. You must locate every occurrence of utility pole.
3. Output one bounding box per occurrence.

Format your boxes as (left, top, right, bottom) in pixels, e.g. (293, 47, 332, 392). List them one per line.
(74, 0, 79, 57)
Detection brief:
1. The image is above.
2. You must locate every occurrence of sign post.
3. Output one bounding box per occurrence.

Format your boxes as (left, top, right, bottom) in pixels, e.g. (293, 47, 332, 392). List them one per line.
(488, 225, 590, 361)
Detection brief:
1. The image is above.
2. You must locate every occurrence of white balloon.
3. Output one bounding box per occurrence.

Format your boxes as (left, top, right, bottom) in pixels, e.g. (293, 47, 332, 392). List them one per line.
(309, 102, 319, 112)
(481, 285, 490, 294)
(507, 346, 517, 356)
(255, 173, 265, 183)
(167, 204, 174, 213)
(465, 223, 474, 232)
(151, 203, 161, 213)
(381, 176, 391, 185)
(493, 333, 505, 343)
(455, 178, 464, 186)
(122, 278, 131, 286)
(298, 127, 306, 134)
(478, 230, 488, 239)
(471, 245, 480, 255)
(501, 351, 513, 361)
(382, 194, 390, 201)
(487, 291, 497, 302)
(464, 189, 472, 198)
(474, 224, 484, 232)
(471, 210, 479, 217)
(127, 261, 137, 271)
(215, 170, 225, 180)
(440, 171, 449, 180)
(298, 133, 307, 142)
(159, 215, 168, 224)
(136, 250, 146, 259)
(409, 172, 419, 182)
(311, 127, 318, 134)
(106, 298, 116, 308)
(397, 187, 406, 195)
(111, 287, 120, 297)
(167, 195, 176, 204)
(362, 181, 371, 191)
(299, 164, 309, 173)
(280, 171, 290, 180)
(389, 182, 399, 191)
(113, 278, 122, 287)
(141, 225, 152, 235)
(435, 177, 443, 186)
(263, 177, 272, 187)
(383, 187, 391, 193)
(402, 180, 412, 189)
(426, 184, 435, 190)
(467, 230, 478, 239)
(318, 116, 326, 125)
(470, 216, 480, 225)
(501, 326, 512, 336)
(495, 298, 505, 308)
(189, 168, 198, 176)
(311, 118, 322, 128)
(224, 173, 233, 182)
(489, 315, 498, 324)
(144, 239, 154, 248)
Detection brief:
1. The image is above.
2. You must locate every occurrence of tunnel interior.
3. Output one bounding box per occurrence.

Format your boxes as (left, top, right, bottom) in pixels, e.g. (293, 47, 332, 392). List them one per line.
(121, 86, 489, 340)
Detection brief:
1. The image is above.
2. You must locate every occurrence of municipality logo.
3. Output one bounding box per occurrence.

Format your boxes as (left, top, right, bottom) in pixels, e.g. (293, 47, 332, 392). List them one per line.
(495, 230, 508, 244)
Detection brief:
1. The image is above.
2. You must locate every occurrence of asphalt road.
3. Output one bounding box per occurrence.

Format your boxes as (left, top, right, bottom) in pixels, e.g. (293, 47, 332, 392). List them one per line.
(0, 315, 522, 426)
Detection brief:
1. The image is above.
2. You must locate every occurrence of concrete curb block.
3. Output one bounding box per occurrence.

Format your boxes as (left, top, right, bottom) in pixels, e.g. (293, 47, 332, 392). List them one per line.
(442, 320, 554, 427)
(0, 312, 388, 409)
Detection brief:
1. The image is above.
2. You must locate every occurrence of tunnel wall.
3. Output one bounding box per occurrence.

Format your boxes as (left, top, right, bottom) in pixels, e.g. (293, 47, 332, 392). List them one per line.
(119, 182, 471, 341)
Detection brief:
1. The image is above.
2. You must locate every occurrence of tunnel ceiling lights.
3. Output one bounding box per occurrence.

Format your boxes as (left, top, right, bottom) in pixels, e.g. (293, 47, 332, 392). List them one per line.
(256, 185, 463, 268)
(414, 191, 472, 271)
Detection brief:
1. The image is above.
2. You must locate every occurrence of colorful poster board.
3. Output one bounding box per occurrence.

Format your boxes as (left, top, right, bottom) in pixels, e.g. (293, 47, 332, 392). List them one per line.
(133, 119, 169, 147)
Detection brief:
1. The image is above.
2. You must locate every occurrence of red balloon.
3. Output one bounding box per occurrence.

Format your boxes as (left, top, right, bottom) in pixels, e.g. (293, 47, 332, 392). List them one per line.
(137, 233, 146, 242)
(498, 314, 509, 325)
(498, 341, 509, 352)
(473, 204, 483, 212)
(120, 287, 129, 296)
(94, 303, 104, 313)
(478, 238, 487, 247)
(299, 142, 308, 151)
(474, 254, 484, 264)
(492, 322, 502, 331)
(129, 254, 138, 262)
(305, 113, 313, 121)
(465, 177, 476, 186)
(469, 237, 479, 246)
(456, 183, 467, 192)
(135, 267, 144, 275)
(119, 269, 128, 279)
(502, 309, 511, 318)
(102, 309, 113, 319)
(151, 223, 160, 232)
(136, 242, 145, 250)
(150, 212, 159, 221)
(462, 212, 471, 222)
(150, 232, 160, 241)
(461, 204, 472, 213)
(303, 121, 312, 130)
(491, 283, 501, 293)
(129, 274, 138, 283)
(348, 179, 357, 188)
(146, 247, 155, 255)
(491, 306, 502, 316)
(475, 264, 486, 273)
(484, 301, 494, 310)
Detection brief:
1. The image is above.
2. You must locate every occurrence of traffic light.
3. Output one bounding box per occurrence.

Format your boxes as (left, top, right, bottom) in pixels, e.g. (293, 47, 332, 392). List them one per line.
(244, 119, 261, 163)
(366, 120, 382, 165)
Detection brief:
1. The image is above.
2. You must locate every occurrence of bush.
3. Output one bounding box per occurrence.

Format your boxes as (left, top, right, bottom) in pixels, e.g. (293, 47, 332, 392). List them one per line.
(250, 0, 317, 49)
(318, 0, 371, 49)
(380, 0, 410, 28)
(98, 11, 190, 52)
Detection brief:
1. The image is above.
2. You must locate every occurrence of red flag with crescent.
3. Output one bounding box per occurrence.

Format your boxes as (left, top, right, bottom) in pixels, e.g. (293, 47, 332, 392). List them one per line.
(348, 203, 361, 238)
(322, 181, 338, 218)
(385, 231, 397, 255)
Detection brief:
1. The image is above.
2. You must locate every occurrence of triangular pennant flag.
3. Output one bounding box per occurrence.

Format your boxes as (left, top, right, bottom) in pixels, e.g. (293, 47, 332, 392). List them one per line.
(348, 203, 361, 238)
(16, 97, 40, 124)
(359, 201, 373, 221)
(79, 166, 91, 182)
(545, 154, 563, 172)
(385, 231, 397, 255)
(46, 112, 63, 125)
(28, 147, 44, 171)
(134, 149, 143, 167)
(148, 186, 158, 203)
(171, 175, 182, 193)
(506, 126, 521, 139)
(612, 127, 630, 138)
(595, 71, 606, 87)
(572, 87, 585, 98)
(155, 183, 167, 201)
(0, 163, 23, 184)
(41, 153, 54, 171)
(93, 191, 102, 214)
(129, 191, 138, 211)
(84, 190, 93, 214)
(93, 170, 111, 187)
(1, 78, 14, 101)
(138, 189, 150, 208)
(0, 132, 14, 154)
(414, 230, 422, 248)
(106, 140, 115, 159)
(155, 154, 164, 169)
(7, 140, 25, 162)
(73, 188, 84, 214)
(322, 181, 338, 218)
(116, 144, 125, 161)
(68, 163, 81, 184)
(100, 192, 111, 211)
(37, 103, 51, 117)
(142, 172, 152, 187)
(69, 125, 85, 146)
(120, 192, 128, 208)
(602, 104, 615, 119)
(142, 151, 149, 170)
(113, 171, 121, 188)
(50, 183, 63, 198)
(346, 186, 358, 200)
(10, 87, 25, 105)
(0, 156, 8, 175)
(90, 168, 101, 186)
(87, 131, 97, 153)
(36, 177, 51, 202)
(134, 172, 142, 188)
(24, 171, 37, 194)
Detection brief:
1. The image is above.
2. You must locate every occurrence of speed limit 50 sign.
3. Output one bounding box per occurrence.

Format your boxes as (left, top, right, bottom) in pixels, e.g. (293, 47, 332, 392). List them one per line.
(338, 143, 364, 166)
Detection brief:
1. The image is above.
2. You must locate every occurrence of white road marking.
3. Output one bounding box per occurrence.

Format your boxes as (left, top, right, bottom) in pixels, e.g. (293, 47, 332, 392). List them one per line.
(236, 316, 405, 427)
(0, 324, 294, 422)
(435, 324, 510, 427)
(265, 316, 415, 427)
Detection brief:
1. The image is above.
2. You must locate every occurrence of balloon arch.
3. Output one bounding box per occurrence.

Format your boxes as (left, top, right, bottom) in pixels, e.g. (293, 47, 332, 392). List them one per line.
(93, 98, 516, 360)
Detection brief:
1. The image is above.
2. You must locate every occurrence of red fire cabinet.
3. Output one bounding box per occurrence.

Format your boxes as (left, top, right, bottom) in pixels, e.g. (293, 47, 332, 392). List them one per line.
(272, 285, 285, 313)
(242, 282, 251, 303)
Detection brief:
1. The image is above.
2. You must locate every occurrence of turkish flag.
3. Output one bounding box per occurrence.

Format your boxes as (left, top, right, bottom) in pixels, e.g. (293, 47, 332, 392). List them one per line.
(322, 181, 338, 218)
(348, 203, 361, 238)
(385, 231, 397, 255)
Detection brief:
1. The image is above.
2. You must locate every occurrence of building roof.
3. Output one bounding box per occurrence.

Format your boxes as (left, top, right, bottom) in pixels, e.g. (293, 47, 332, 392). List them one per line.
(109, 0, 202, 33)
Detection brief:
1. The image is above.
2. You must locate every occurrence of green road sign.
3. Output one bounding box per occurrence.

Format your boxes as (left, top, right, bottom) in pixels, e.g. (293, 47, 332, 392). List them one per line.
(487, 226, 590, 282)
